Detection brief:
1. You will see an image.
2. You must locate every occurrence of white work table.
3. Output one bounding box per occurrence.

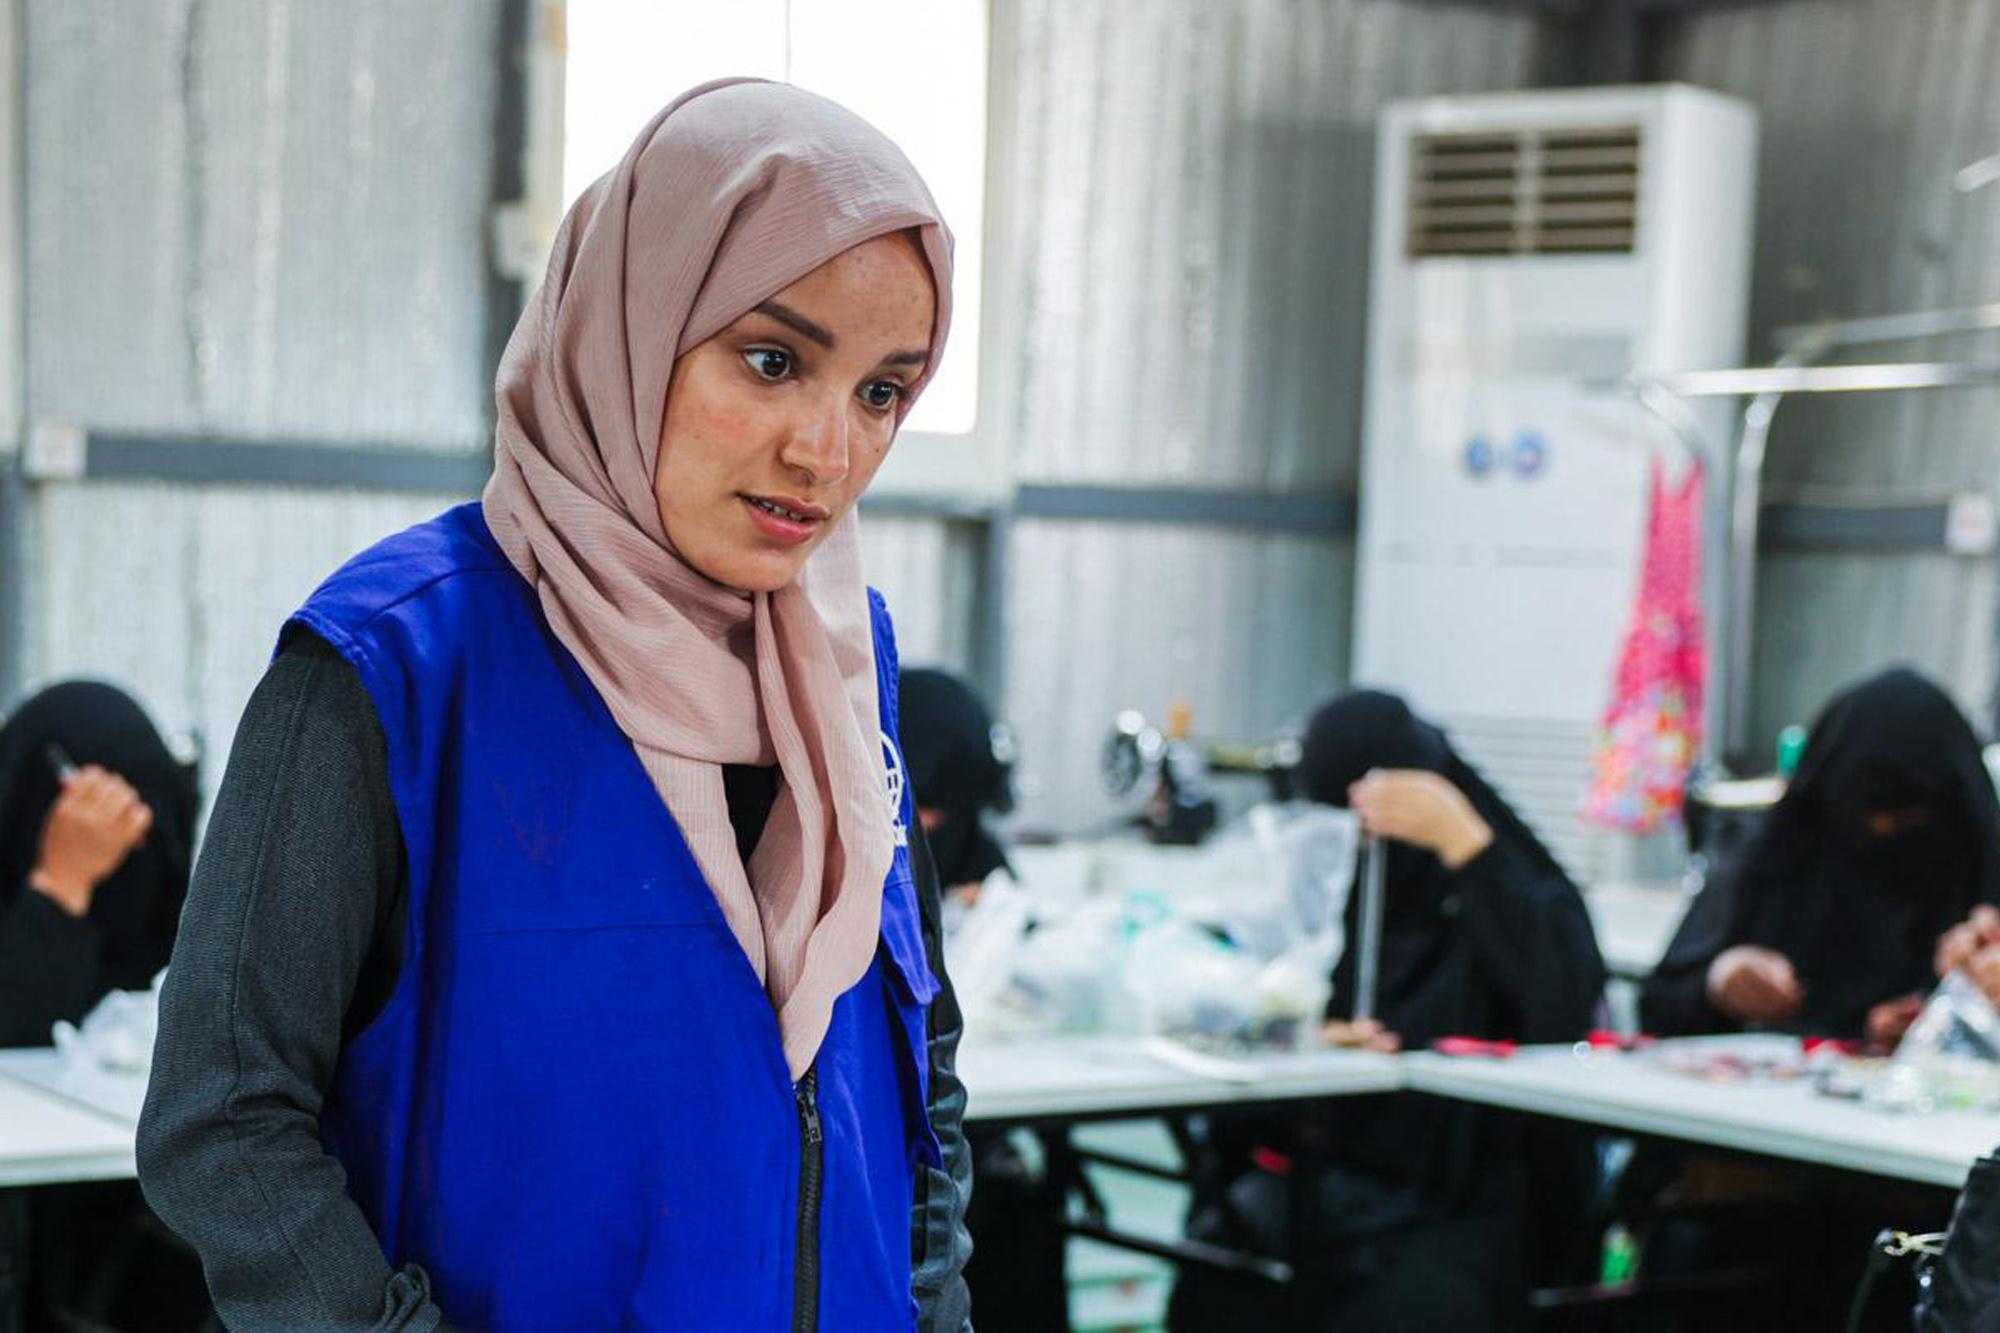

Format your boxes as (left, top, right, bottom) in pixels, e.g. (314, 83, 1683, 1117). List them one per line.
(960, 1035, 1399, 1124)
(1404, 1045, 2000, 1189)
(7, 1034, 1997, 1189)
(0, 1049, 148, 1128)
(962, 1036, 2000, 1189)
(0, 1049, 145, 1189)
(0, 1075, 134, 1189)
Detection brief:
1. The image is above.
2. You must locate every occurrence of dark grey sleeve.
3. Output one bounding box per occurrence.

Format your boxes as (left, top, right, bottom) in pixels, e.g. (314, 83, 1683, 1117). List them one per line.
(908, 823, 975, 1332)
(136, 634, 448, 1332)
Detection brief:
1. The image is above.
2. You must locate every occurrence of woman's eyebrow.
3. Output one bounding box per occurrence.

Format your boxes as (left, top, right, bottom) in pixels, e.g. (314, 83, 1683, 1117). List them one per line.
(752, 301, 928, 369)
(753, 300, 834, 348)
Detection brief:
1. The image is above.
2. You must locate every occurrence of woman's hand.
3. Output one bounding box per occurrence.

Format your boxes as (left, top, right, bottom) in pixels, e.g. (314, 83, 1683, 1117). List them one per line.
(1704, 944, 1806, 1023)
(1961, 944, 2000, 1014)
(1935, 904, 2000, 978)
(1864, 991, 1925, 1049)
(1320, 1018, 1402, 1053)
(29, 766, 153, 917)
(1348, 769, 1493, 869)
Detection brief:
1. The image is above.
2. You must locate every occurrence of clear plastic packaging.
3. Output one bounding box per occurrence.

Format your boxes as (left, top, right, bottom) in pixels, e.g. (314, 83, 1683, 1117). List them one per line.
(947, 804, 1360, 1047)
(1120, 802, 1360, 1050)
(52, 971, 165, 1073)
(1867, 970, 2000, 1113)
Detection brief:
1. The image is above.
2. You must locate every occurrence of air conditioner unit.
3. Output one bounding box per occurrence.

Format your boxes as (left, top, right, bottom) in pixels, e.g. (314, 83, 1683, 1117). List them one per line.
(1352, 85, 1758, 883)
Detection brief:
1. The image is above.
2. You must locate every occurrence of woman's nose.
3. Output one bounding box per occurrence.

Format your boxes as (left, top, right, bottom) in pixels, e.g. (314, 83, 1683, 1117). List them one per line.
(778, 394, 851, 487)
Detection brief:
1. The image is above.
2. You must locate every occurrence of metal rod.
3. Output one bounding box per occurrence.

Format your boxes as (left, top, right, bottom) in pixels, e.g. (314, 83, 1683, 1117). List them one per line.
(1064, 1218, 1294, 1285)
(1725, 381, 1789, 757)
(1069, 1146, 1191, 1183)
(1771, 302, 2000, 352)
(1957, 154, 2000, 195)
(1626, 331, 2000, 758)
(1352, 834, 1387, 1026)
(1640, 361, 2000, 398)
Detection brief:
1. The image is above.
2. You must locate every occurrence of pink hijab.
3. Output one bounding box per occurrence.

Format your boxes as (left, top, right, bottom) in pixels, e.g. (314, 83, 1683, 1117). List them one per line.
(482, 79, 953, 1078)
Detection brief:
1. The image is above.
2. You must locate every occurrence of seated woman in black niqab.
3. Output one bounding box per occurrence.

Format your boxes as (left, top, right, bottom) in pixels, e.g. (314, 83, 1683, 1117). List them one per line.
(0, 683, 210, 1329)
(899, 667, 1013, 900)
(0, 681, 196, 1046)
(1642, 667, 2000, 1043)
(899, 667, 1071, 1330)
(1170, 690, 1605, 1332)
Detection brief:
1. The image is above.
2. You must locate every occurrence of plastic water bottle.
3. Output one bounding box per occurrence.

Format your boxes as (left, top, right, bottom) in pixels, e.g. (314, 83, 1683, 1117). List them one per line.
(1776, 724, 1808, 779)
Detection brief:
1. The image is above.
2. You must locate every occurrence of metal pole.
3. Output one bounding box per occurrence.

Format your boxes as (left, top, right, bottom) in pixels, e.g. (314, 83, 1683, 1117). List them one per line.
(1351, 833, 1386, 1025)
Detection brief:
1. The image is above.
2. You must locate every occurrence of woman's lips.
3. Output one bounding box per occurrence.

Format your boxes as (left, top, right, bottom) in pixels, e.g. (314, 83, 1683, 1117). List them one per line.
(740, 494, 823, 545)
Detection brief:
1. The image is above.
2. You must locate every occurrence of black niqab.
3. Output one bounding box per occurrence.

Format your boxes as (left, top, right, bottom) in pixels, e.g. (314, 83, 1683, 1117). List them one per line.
(1297, 689, 1576, 1040)
(0, 682, 197, 996)
(898, 668, 1011, 889)
(1274, 690, 1602, 1271)
(1663, 667, 2000, 1037)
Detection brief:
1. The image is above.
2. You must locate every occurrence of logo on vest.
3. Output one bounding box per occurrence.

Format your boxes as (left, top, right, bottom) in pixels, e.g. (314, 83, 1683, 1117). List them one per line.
(881, 731, 909, 848)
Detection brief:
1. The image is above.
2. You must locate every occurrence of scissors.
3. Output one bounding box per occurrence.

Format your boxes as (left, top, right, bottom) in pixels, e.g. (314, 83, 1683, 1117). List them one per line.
(44, 742, 80, 783)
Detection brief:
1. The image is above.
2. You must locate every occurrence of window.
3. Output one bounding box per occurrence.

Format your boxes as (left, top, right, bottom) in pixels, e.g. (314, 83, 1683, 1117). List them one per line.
(562, 0, 988, 436)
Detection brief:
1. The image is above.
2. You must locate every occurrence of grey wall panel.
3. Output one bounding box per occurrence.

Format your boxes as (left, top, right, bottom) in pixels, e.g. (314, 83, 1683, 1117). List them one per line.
(26, 0, 499, 447)
(989, 0, 1536, 832)
(999, 0, 1538, 491)
(1002, 519, 1348, 835)
(1752, 549, 1997, 738)
(24, 484, 198, 754)
(858, 514, 980, 673)
(25, 483, 457, 814)
(1661, 0, 2000, 742)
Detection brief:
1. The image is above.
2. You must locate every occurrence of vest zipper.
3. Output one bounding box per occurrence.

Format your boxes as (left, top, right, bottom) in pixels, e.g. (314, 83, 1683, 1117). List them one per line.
(793, 1066, 823, 1333)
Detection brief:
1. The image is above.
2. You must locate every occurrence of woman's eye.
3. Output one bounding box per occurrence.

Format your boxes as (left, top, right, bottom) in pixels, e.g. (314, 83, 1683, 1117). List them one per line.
(744, 348, 792, 380)
(863, 380, 905, 411)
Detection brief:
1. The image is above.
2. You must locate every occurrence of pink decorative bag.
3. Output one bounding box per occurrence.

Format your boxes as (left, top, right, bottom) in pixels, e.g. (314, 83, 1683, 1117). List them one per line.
(1583, 459, 1706, 831)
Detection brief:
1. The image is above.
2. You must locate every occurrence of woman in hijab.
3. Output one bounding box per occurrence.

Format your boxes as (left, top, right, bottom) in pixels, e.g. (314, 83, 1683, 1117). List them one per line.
(1170, 689, 1604, 1332)
(138, 81, 972, 1332)
(1642, 667, 2000, 1041)
(0, 682, 193, 1047)
(898, 668, 1012, 898)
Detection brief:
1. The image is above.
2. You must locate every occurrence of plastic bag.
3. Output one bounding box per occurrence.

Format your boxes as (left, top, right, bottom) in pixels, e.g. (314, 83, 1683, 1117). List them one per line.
(972, 897, 1143, 1039)
(1869, 970, 2000, 1113)
(948, 804, 1359, 1048)
(1120, 802, 1360, 1051)
(945, 870, 1035, 1033)
(52, 971, 164, 1073)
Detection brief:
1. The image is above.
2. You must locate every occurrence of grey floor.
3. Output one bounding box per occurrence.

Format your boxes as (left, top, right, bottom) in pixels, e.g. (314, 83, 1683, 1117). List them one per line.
(1061, 1121, 1188, 1333)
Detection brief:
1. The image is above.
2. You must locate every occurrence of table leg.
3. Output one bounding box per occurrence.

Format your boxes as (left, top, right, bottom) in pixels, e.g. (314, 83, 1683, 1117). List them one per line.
(0, 1188, 27, 1333)
(1284, 1132, 1323, 1333)
(1035, 1128, 1078, 1333)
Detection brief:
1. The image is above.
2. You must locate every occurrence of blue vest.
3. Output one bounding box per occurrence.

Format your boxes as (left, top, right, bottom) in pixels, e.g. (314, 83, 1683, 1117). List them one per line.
(287, 503, 939, 1332)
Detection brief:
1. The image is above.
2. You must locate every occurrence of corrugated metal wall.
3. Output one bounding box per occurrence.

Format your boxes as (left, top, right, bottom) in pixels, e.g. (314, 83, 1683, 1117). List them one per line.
(15, 0, 499, 802)
(990, 0, 1539, 831)
(16, 0, 2000, 839)
(1660, 0, 2000, 749)
(25, 484, 459, 782)
(857, 514, 983, 668)
(27, 0, 498, 443)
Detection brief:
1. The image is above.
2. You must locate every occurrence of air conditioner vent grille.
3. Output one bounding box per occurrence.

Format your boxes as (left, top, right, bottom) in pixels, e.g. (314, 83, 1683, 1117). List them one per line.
(1409, 125, 1641, 258)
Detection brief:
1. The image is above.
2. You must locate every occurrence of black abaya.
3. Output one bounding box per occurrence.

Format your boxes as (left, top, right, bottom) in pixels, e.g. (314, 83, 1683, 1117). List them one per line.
(1641, 667, 2000, 1039)
(1171, 691, 1605, 1332)
(0, 682, 196, 1046)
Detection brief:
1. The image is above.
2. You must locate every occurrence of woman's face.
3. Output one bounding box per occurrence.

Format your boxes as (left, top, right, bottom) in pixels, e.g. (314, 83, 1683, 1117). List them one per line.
(654, 232, 936, 593)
